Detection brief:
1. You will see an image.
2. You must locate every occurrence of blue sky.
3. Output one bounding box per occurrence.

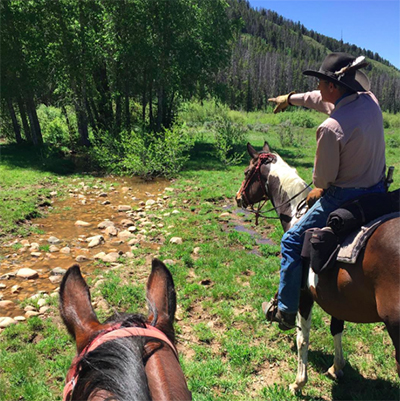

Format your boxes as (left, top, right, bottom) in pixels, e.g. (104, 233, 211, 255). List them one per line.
(248, 1, 400, 69)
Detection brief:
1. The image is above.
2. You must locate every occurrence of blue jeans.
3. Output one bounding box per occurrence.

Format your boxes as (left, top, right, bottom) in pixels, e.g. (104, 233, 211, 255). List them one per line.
(278, 181, 386, 314)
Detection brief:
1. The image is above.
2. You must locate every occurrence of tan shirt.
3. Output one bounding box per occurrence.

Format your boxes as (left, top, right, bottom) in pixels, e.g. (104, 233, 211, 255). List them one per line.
(290, 91, 386, 189)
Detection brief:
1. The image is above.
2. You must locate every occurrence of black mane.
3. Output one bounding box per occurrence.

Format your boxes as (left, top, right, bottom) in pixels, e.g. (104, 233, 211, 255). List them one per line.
(71, 314, 152, 401)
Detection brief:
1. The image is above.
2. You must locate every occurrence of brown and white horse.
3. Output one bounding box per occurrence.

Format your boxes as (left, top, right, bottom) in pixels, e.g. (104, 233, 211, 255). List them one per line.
(236, 142, 400, 393)
(60, 259, 191, 401)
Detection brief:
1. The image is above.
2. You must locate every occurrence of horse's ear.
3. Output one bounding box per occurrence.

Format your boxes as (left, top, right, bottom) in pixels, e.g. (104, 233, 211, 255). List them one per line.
(247, 143, 258, 159)
(263, 141, 271, 153)
(59, 265, 103, 353)
(146, 259, 176, 337)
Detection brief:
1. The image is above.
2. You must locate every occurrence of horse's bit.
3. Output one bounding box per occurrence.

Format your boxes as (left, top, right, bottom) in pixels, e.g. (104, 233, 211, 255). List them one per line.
(63, 324, 178, 401)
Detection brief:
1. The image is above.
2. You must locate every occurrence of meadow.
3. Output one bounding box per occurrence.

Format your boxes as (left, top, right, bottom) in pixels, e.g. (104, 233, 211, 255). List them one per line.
(1, 103, 399, 400)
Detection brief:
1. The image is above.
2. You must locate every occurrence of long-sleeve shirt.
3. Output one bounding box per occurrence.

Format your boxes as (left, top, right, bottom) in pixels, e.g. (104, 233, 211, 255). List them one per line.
(289, 91, 386, 189)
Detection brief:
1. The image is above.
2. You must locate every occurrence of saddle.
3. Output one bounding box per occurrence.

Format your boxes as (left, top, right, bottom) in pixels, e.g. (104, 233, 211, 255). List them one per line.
(302, 188, 400, 275)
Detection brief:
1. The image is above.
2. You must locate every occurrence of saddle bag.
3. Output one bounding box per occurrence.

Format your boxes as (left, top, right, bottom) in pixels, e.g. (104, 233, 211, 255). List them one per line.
(327, 188, 400, 237)
(301, 227, 340, 275)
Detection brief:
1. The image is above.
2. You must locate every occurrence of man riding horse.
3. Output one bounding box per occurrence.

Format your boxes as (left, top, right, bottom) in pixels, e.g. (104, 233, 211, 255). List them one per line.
(264, 52, 386, 330)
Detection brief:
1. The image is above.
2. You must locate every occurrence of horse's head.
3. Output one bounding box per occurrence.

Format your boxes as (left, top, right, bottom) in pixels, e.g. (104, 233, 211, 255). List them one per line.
(60, 259, 191, 401)
(236, 142, 277, 209)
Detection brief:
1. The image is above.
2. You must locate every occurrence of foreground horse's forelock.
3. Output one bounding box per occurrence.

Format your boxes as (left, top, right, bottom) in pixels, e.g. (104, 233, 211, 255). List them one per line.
(60, 259, 192, 401)
(237, 142, 400, 393)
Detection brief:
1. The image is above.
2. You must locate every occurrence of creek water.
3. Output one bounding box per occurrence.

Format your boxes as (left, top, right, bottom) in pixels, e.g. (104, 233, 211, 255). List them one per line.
(0, 176, 170, 318)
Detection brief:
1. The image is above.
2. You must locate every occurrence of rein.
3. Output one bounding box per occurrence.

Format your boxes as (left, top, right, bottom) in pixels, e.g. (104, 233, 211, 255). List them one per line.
(63, 324, 177, 401)
(238, 153, 312, 225)
(248, 183, 312, 225)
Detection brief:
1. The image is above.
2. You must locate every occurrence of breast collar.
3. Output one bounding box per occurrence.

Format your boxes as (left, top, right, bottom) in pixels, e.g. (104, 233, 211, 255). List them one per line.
(63, 324, 178, 401)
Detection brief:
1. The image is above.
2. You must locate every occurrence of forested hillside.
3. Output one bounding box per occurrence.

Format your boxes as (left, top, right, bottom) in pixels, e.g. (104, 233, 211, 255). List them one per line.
(1, 0, 399, 151)
(219, 0, 400, 112)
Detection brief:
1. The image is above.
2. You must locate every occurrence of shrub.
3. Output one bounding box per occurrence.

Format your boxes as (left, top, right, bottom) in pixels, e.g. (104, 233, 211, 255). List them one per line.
(90, 122, 194, 178)
(278, 120, 295, 147)
(180, 99, 229, 126)
(212, 116, 246, 166)
(279, 110, 317, 128)
(383, 112, 400, 129)
(37, 105, 76, 147)
(386, 136, 400, 148)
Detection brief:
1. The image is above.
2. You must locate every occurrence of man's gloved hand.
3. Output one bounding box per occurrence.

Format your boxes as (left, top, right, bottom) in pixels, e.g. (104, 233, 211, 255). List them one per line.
(268, 91, 295, 114)
(306, 188, 325, 208)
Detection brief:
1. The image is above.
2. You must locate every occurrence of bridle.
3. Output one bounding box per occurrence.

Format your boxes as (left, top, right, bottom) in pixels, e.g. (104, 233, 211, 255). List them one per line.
(238, 152, 312, 225)
(63, 324, 178, 401)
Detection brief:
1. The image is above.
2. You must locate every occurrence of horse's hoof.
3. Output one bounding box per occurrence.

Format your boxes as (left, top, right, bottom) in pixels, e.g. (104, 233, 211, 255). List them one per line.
(325, 366, 344, 380)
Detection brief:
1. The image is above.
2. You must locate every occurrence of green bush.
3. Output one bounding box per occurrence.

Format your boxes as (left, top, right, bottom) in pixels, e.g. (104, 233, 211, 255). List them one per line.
(37, 105, 76, 146)
(90, 122, 195, 178)
(383, 112, 400, 129)
(386, 136, 400, 148)
(180, 99, 230, 126)
(212, 116, 247, 166)
(278, 110, 317, 128)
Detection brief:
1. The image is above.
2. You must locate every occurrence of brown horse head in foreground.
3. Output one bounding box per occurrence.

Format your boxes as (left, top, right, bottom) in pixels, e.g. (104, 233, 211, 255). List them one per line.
(60, 259, 191, 401)
(236, 142, 400, 393)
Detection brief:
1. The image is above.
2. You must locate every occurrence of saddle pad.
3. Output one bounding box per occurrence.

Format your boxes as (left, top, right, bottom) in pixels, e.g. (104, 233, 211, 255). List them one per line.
(337, 212, 400, 264)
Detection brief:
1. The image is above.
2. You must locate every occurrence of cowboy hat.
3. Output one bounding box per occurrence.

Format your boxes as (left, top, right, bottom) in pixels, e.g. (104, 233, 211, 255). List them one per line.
(303, 52, 370, 92)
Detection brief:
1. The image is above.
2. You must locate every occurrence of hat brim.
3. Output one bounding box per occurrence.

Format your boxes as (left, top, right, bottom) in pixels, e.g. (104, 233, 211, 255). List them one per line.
(303, 69, 370, 92)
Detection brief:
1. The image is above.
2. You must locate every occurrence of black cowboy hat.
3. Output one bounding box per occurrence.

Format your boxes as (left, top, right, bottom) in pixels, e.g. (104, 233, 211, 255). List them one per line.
(303, 52, 370, 92)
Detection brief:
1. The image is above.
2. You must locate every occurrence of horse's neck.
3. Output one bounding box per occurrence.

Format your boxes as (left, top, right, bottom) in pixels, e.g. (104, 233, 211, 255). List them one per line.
(267, 154, 311, 231)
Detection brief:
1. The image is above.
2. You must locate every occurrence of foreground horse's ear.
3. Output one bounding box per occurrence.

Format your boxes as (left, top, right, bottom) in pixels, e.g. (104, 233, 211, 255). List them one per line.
(263, 141, 271, 153)
(59, 265, 103, 353)
(146, 259, 176, 337)
(247, 143, 258, 159)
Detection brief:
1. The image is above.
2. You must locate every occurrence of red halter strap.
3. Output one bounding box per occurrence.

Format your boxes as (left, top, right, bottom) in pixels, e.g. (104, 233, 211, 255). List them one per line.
(63, 324, 177, 401)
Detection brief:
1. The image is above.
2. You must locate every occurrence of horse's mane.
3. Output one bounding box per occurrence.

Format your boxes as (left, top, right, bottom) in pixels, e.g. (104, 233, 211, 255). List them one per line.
(268, 153, 309, 202)
(71, 314, 152, 401)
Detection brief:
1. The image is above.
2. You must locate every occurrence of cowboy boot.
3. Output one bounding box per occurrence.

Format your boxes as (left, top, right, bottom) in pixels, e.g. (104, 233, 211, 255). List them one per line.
(262, 293, 297, 331)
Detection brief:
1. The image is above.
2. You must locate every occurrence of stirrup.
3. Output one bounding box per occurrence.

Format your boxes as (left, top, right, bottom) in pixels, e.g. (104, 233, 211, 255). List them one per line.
(262, 294, 299, 331)
(262, 293, 279, 323)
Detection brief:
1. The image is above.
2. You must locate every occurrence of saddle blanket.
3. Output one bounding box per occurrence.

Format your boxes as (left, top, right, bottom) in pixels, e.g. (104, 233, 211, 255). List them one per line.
(337, 212, 400, 264)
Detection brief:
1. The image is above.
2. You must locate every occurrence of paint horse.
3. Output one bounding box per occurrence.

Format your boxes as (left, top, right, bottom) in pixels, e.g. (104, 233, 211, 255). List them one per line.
(236, 142, 400, 393)
(60, 259, 191, 401)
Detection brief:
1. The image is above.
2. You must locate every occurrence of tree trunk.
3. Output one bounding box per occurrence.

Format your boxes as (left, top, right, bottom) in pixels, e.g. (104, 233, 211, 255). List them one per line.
(61, 105, 76, 146)
(94, 62, 113, 131)
(124, 89, 130, 131)
(7, 98, 23, 144)
(149, 83, 154, 130)
(156, 87, 164, 132)
(85, 97, 97, 134)
(142, 70, 147, 124)
(26, 96, 43, 146)
(75, 103, 90, 146)
(17, 97, 32, 143)
(115, 93, 122, 133)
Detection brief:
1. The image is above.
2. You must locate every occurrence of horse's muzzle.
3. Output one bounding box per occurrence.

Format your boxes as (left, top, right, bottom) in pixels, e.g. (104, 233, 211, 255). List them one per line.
(236, 192, 247, 209)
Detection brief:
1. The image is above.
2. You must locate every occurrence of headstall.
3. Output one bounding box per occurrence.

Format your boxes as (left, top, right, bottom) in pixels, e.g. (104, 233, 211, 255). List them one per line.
(238, 153, 312, 225)
(63, 324, 177, 401)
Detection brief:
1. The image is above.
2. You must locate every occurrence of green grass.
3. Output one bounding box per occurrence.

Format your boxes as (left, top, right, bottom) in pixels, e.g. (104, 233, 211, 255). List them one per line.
(0, 144, 75, 237)
(1, 106, 400, 401)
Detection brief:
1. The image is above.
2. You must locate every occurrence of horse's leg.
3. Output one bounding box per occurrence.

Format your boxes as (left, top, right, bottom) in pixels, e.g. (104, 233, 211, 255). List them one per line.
(385, 322, 400, 377)
(289, 290, 313, 394)
(325, 317, 345, 379)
